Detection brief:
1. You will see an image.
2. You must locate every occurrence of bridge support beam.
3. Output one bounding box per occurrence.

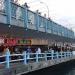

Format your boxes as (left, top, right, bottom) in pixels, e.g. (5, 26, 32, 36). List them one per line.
(6, 0, 11, 25)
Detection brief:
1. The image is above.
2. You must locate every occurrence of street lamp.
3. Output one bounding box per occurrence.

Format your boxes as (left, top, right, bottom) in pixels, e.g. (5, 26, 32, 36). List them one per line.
(40, 2, 49, 18)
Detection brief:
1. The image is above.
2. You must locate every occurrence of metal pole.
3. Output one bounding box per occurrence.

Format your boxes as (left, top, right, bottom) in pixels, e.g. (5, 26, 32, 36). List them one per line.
(51, 50, 54, 60)
(5, 49, 10, 68)
(56, 52, 59, 59)
(23, 51, 27, 64)
(45, 53, 47, 61)
(36, 52, 39, 62)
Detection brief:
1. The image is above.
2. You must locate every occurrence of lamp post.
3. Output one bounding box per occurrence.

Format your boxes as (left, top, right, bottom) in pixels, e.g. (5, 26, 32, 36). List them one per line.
(40, 2, 49, 18)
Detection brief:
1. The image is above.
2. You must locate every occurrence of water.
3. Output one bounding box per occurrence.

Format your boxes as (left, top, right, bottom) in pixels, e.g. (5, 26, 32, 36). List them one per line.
(23, 60, 75, 75)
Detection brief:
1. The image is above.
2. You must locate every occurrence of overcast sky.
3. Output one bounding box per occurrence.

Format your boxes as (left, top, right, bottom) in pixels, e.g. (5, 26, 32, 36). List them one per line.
(18, 0, 75, 32)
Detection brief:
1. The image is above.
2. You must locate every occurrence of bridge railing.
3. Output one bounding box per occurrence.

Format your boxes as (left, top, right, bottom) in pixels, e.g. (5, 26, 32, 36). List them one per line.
(0, 50, 73, 69)
(0, 0, 74, 39)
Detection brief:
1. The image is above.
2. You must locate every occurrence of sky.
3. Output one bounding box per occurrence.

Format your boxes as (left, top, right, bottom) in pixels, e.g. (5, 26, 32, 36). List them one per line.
(17, 0, 75, 32)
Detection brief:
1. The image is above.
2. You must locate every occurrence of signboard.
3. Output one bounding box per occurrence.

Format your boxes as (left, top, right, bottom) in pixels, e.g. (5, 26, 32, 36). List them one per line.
(4, 38, 16, 46)
(17, 39, 31, 45)
(4, 38, 31, 46)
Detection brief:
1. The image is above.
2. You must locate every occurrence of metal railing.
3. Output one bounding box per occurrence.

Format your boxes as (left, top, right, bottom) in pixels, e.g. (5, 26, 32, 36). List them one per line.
(0, 0, 74, 39)
(0, 50, 73, 69)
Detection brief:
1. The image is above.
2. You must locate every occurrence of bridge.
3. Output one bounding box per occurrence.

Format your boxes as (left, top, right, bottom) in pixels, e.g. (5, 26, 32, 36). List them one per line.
(0, 0, 75, 75)
(0, 0, 75, 43)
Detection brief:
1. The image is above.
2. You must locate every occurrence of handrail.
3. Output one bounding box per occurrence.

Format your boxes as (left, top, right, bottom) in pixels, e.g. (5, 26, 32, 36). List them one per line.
(0, 0, 74, 39)
(0, 50, 73, 69)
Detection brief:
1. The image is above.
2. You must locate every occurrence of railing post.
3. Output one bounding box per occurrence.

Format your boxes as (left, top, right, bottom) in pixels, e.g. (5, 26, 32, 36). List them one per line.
(66, 51, 68, 57)
(51, 50, 54, 60)
(5, 49, 10, 68)
(70, 51, 72, 57)
(60, 51, 62, 58)
(64, 52, 66, 58)
(45, 53, 47, 61)
(56, 52, 59, 59)
(36, 52, 38, 62)
(67, 51, 69, 57)
(69, 51, 71, 57)
(23, 51, 27, 64)
(70, 52, 72, 57)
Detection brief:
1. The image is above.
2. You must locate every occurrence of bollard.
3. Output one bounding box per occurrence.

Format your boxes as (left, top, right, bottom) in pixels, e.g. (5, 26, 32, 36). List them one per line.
(23, 51, 27, 64)
(5, 49, 10, 68)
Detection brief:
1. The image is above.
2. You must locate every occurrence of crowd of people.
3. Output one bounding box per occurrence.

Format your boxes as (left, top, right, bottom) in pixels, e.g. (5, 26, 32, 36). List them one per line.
(0, 44, 73, 62)
(0, 43, 73, 56)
